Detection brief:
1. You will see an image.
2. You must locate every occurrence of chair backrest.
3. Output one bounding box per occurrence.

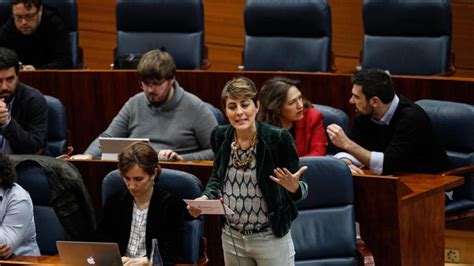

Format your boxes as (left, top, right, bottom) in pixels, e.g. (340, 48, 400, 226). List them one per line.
(361, 0, 451, 75)
(0, 0, 82, 68)
(0, 0, 9, 25)
(243, 0, 332, 72)
(103, 169, 204, 263)
(15, 161, 67, 255)
(416, 99, 474, 201)
(313, 104, 350, 155)
(115, 0, 204, 70)
(44, 95, 67, 157)
(292, 156, 357, 265)
(205, 102, 226, 125)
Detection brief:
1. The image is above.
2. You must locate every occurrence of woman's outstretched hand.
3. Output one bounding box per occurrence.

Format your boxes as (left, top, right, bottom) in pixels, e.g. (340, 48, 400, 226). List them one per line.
(270, 166, 307, 193)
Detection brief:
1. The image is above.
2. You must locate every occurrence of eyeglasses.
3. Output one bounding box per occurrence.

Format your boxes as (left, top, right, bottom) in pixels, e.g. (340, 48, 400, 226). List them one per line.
(139, 79, 168, 90)
(13, 9, 39, 22)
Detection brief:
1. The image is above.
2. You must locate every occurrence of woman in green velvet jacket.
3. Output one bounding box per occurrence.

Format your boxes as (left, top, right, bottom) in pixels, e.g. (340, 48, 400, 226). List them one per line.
(187, 77, 308, 266)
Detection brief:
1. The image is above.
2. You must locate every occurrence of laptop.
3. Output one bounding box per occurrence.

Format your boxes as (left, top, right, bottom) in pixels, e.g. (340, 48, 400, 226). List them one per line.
(99, 137, 150, 160)
(56, 241, 123, 266)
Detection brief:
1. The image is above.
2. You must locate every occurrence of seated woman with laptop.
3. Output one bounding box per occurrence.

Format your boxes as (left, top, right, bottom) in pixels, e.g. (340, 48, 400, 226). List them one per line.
(96, 142, 186, 265)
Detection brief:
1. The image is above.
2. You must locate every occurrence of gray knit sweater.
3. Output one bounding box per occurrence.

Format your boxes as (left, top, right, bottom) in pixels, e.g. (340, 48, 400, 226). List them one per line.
(84, 82, 217, 160)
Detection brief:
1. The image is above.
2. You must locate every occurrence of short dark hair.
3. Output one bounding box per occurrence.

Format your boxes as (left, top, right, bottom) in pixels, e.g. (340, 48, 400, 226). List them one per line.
(118, 142, 161, 180)
(351, 69, 395, 104)
(12, 0, 42, 9)
(220, 77, 258, 109)
(137, 49, 176, 83)
(0, 47, 20, 74)
(0, 153, 17, 189)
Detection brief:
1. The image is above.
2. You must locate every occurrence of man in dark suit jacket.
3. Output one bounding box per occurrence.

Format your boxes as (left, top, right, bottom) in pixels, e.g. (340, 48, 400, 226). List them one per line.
(327, 68, 449, 175)
(0, 0, 72, 70)
(0, 47, 48, 154)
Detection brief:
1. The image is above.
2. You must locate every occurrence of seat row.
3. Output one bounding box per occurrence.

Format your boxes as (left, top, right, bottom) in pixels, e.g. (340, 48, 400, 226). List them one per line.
(0, 0, 453, 75)
(14, 149, 371, 264)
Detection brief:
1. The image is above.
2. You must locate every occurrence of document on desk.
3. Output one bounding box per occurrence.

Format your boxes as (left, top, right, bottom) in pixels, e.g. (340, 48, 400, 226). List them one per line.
(184, 199, 234, 215)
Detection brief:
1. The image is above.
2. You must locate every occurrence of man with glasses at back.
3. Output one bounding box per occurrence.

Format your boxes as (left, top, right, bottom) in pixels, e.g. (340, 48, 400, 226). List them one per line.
(0, 0, 72, 70)
(75, 49, 218, 161)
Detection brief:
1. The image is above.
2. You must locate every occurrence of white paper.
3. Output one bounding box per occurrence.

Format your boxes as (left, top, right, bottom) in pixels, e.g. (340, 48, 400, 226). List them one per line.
(184, 199, 234, 215)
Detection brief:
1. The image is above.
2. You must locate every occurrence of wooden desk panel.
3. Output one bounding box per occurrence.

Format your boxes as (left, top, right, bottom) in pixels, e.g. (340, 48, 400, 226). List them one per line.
(19, 70, 474, 154)
(354, 173, 463, 266)
(0, 255, 64, 265)
(68, 158, 463, 266)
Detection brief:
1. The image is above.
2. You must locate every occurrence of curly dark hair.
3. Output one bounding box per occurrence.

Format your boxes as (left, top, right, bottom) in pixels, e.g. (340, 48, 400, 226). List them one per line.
(0, 153, 17, 189)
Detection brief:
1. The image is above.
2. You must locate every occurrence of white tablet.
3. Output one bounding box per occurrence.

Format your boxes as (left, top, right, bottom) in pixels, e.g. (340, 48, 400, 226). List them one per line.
(99, 137, 150, 160)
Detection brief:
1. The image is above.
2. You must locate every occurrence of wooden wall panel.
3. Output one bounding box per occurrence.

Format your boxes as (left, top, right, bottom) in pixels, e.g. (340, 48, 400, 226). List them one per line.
(451, 1, 474, 69)
(328, 0, 364, 59)
(77, 1, 474, 75)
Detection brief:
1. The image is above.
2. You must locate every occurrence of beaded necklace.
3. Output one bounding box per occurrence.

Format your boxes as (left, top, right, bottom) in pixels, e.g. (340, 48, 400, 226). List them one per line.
(231, 132, 258, 170)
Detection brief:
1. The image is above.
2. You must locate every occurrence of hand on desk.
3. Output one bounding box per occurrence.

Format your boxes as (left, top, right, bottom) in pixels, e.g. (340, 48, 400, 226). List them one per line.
(158, 149, 183, 161)
(348, 164, 365, 175)
(69, 154, 93, 160)
(187, 195, 209, 218)
(122, 256, 148, 265)
(0, 243, 12, 259)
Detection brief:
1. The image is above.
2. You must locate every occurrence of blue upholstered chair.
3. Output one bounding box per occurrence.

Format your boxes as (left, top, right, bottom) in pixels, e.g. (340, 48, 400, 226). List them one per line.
(0, 0, 82, 68)
(313, 104, 350, 155)
(361, 0, 453, 75)
(0, 0, 9, 25)
(44, 95, 68, 157)
(15, 161, 67, 255)
(114, 0, 207, 70)
(205, 102, 226, 125)
(102, 169, 207, 264)
(292, 157, 373, 265)
(416, 99, 474, 226)
(243, 0, 333, 72)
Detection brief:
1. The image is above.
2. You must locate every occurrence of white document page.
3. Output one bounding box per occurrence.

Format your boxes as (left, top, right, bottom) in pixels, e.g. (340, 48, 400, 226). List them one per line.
(184, 199, 234, 215)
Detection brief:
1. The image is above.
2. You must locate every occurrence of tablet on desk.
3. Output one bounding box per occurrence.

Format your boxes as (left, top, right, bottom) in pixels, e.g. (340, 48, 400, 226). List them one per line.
(56, 241, 122, 266)
(99, 137, 150, 160)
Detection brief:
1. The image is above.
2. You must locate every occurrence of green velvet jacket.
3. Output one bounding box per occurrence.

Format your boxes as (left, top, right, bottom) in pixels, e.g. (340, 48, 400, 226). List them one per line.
(202, 121, 308, 237)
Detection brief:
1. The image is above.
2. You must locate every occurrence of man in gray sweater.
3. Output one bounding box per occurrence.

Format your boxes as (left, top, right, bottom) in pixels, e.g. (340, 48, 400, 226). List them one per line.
(79, 49, 217, 161)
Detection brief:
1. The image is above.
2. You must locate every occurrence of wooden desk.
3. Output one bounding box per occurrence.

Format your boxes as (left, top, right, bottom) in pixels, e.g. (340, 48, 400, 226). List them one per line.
(0, 256, 198, 265)
(0, 256, 64, 265)
(69, 159, 462, 266)
(354, 173, 464, 266)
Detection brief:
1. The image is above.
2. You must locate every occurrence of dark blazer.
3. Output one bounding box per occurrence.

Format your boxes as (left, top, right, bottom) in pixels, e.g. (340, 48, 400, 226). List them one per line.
(1, 82, 48, 155)
(351, 95, 449, 174)
(295, 106, 327, 156)
(97, 185, 185, 265)
(202, 121, 308, 238)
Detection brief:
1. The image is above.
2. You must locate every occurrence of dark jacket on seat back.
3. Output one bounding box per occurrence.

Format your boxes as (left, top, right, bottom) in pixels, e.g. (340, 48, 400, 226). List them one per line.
(10, 155, 96, 240)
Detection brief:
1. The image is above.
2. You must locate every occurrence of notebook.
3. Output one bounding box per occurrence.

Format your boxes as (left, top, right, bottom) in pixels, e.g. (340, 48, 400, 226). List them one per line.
(56, 241, 123, 266)
(99, 137, 150, 160)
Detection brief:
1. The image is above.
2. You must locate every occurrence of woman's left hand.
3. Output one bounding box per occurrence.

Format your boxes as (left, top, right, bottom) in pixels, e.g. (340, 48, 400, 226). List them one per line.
(270, 166, 307, 193)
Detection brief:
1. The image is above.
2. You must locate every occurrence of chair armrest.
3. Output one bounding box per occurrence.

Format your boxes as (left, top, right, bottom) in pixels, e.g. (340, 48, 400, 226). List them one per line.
(440, 165, 474, 177)
(329, 51, 337, 72)
(356, 239, 375, 266)
(437, 51, 456, 76)
(199, 46, 211, 70)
